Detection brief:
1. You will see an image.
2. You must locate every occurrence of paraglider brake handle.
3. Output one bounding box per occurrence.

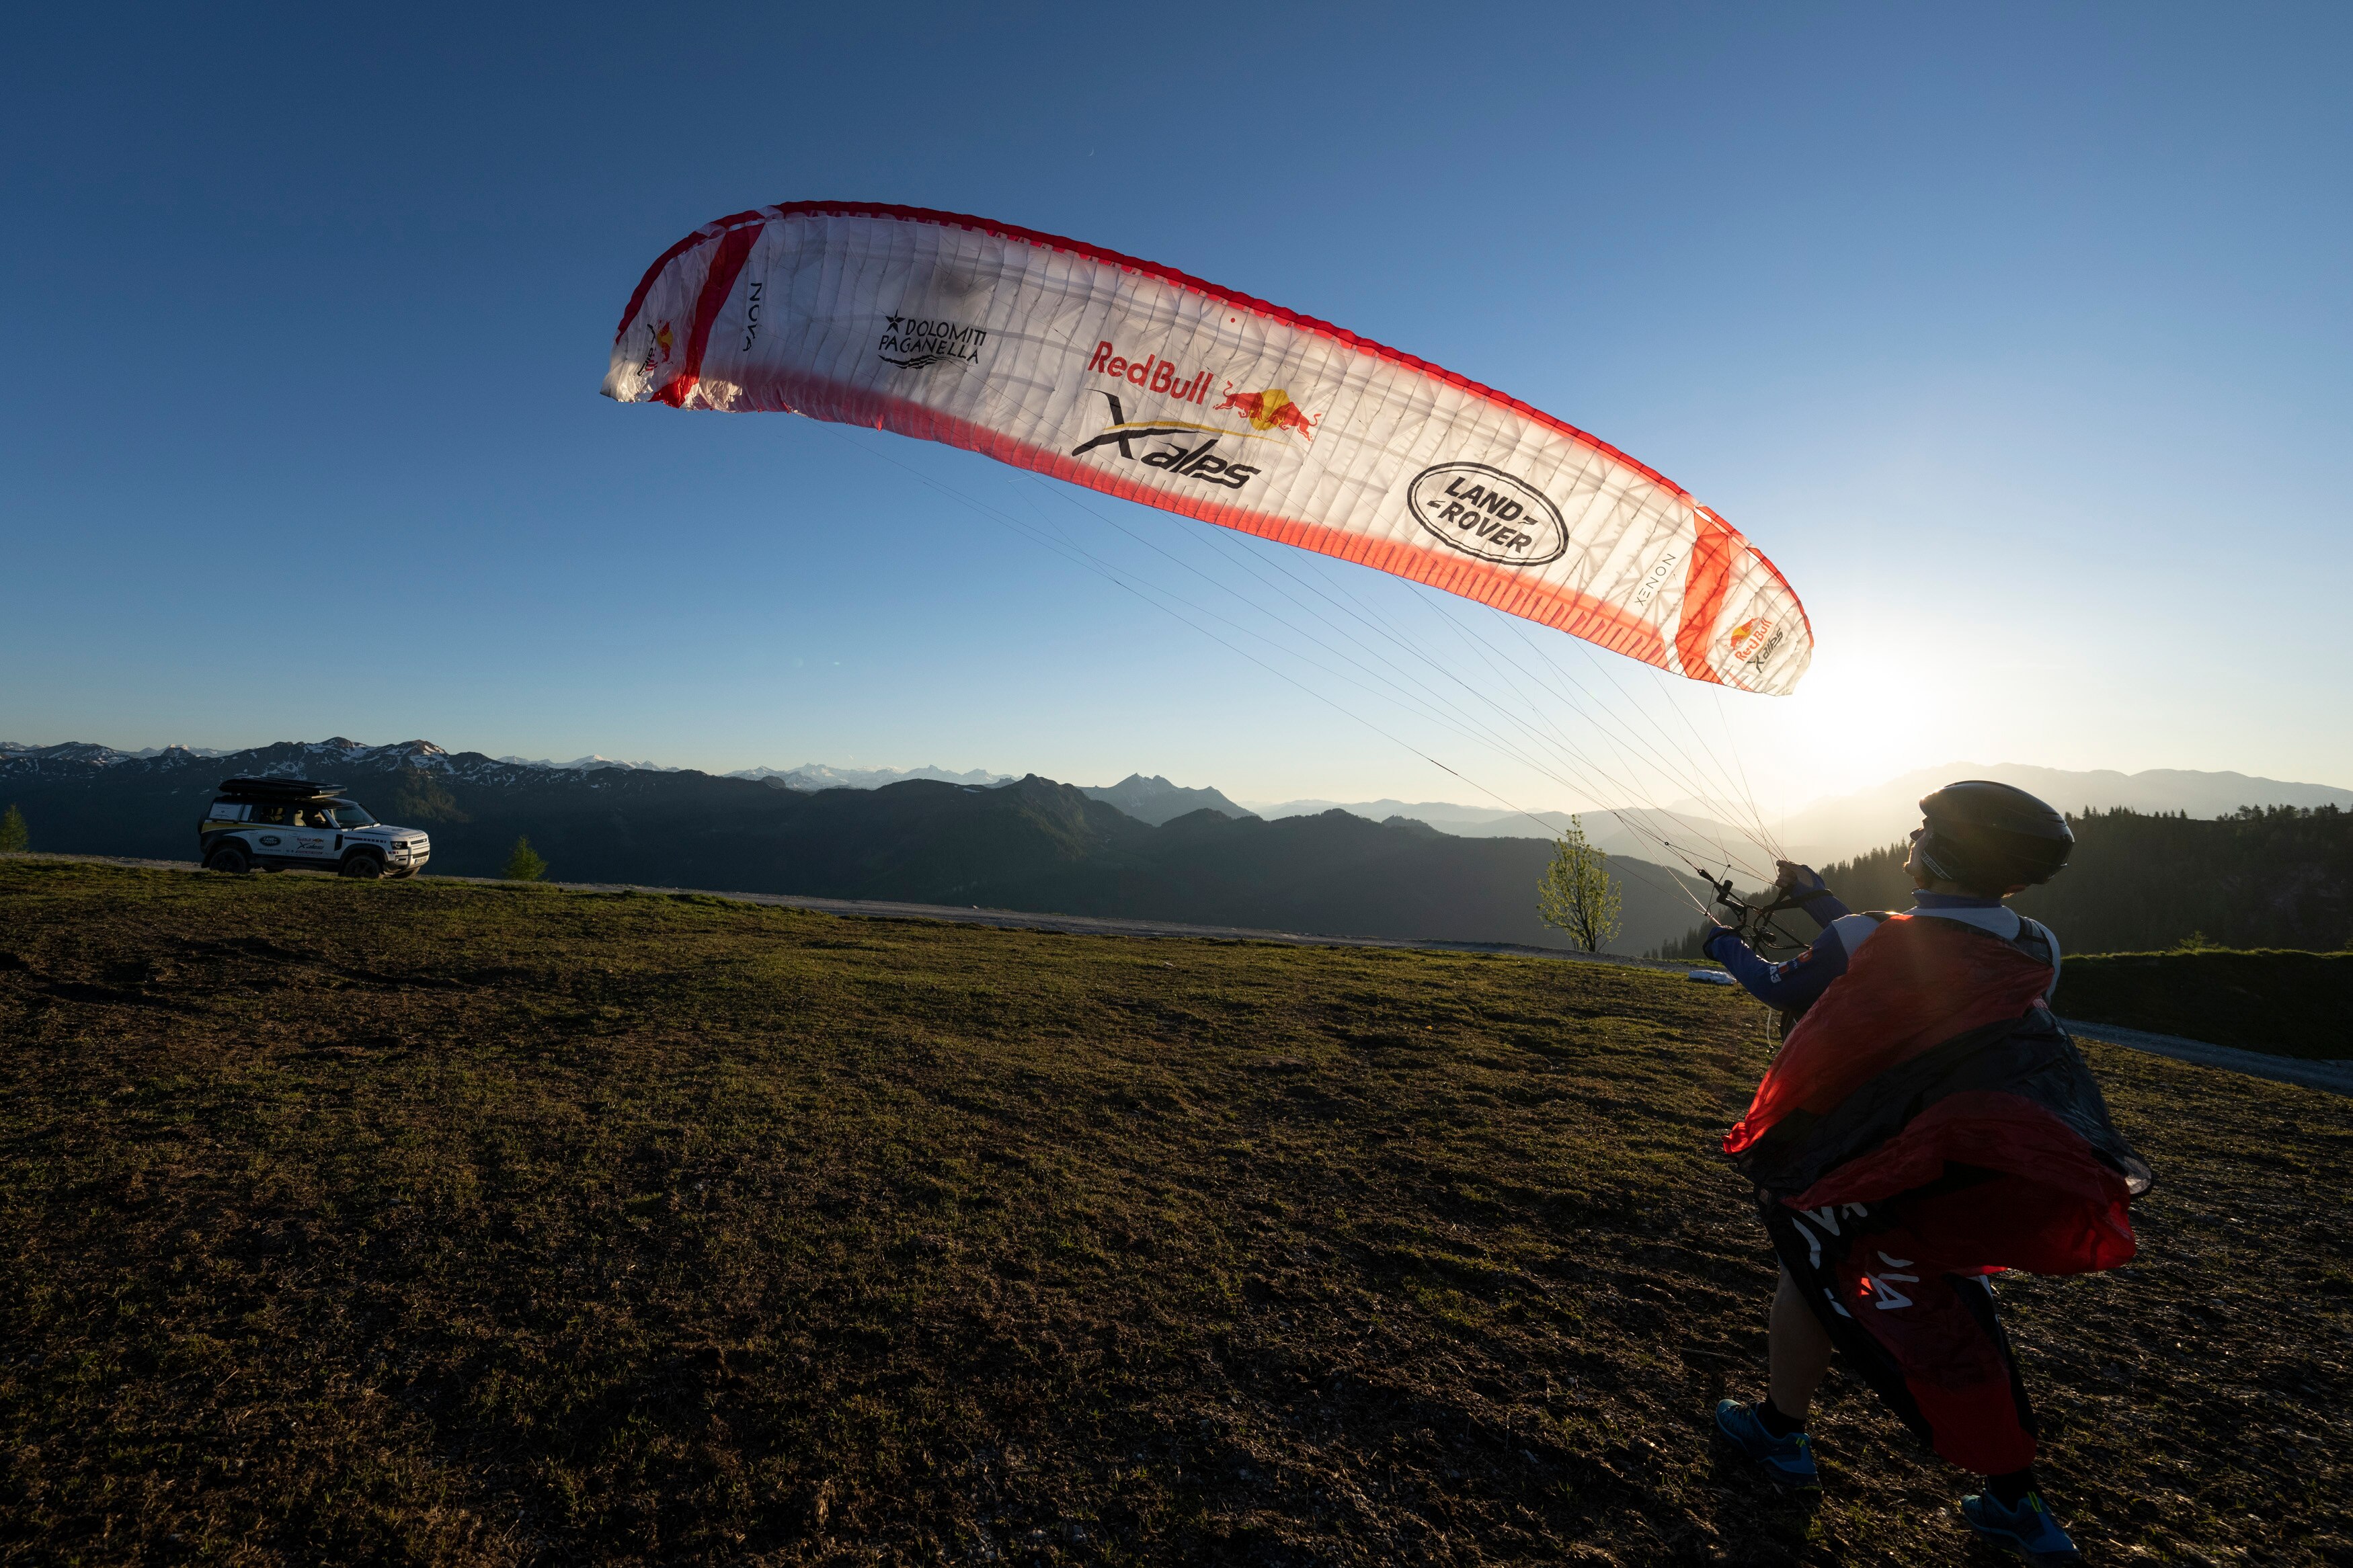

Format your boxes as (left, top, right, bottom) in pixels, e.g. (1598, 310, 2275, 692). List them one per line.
(1704, 872, 1806, 954)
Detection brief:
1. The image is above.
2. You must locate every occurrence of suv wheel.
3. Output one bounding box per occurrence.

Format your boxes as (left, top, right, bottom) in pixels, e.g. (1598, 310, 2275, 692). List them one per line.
(340, 852, 385, 880)
(206, 843, 252, 874)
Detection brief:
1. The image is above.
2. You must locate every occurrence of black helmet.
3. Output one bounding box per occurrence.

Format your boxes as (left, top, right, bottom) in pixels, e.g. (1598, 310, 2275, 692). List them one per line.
(1916, 780, 2074, 890)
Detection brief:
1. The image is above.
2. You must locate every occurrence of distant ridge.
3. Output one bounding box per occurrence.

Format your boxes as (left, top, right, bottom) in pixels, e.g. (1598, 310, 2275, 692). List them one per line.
(496, 753, 679, 772)
(1080, 774, 1255, 827)
(2, 741, 231, 764)
(733, 763, 1012, 791)
(0, 741, 1010, 792)
(1773, 764, 2353, 864)
(9, 740, 2338, 864)
(1249, 766, 2353, 866)
(1246, 798, 1771, 868)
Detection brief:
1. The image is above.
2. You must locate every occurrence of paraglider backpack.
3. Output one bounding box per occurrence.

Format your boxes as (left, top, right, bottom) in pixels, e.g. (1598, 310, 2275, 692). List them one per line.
(1725, 911, 2151, 1276)
(1772, 909, 2058, 1044)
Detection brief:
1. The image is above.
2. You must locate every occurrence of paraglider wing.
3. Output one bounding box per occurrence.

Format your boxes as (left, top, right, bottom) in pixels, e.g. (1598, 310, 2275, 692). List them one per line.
(603, 203, 1811, 694)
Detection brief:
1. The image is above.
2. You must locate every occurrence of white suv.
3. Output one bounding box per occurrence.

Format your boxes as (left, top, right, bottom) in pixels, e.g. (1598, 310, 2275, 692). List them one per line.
(199, 777, 431, 879)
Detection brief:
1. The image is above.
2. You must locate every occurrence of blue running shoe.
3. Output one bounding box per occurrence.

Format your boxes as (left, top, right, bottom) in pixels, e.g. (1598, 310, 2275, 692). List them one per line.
(1712, 1399, 1819, 1488)
(1960, 1491, 2082, 1565)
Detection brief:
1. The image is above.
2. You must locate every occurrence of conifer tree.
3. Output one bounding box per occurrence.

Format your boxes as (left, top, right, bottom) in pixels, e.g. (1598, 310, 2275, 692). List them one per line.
(0, 804, 26, 854)
(503, 836, 547, 882)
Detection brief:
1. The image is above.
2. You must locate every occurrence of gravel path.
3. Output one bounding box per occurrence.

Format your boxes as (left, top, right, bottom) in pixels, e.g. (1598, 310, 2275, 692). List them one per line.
(2054, 1017, 2353, 1095)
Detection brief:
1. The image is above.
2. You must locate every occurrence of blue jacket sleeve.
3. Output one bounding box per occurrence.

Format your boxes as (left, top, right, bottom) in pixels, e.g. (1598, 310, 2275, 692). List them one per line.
(1701, 921, 1852, 1011)
(1792, 888, 1850, 929)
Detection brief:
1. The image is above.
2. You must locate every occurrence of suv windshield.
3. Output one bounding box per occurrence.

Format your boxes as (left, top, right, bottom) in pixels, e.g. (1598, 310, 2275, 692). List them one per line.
(327, 800, 377, 827)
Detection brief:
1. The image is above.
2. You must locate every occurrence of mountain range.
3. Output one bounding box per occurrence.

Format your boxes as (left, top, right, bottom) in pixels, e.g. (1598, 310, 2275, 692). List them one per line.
(1249, 768, 2353, 867)
(14, 741, 2336, 862)
(486, 755, 1016, 790)
(1770, 765, 2353, 864)
(733, 762, 1012, 790)
(0, 738, 1714, 956)
(1078, 774, 1257, 827)
(0, 741, 1024, 794)
(1248, 797, 1774, 872)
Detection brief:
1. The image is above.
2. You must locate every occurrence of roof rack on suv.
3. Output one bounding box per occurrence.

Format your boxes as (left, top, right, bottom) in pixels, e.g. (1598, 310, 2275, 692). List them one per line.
(217, 776, 345, 800)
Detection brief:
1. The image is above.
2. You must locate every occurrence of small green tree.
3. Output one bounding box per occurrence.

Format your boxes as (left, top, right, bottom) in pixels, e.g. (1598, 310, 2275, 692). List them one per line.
(503, 836, 547, 882)
(1537, 815, 1622, 953)
(0, 804, 26, 854)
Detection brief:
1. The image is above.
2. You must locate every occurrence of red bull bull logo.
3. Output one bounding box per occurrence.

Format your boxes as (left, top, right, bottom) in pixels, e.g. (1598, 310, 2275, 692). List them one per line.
(641, 320, 676, 376)
(1215, 385, 1318, 441)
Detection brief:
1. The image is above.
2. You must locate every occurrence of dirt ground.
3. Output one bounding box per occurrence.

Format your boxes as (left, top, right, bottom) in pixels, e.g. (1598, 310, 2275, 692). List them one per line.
(2, 861, 2348, 1565)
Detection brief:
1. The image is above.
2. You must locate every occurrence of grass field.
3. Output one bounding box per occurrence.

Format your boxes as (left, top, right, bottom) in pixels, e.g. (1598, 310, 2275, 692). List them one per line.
(2, 860, 2348, 1565)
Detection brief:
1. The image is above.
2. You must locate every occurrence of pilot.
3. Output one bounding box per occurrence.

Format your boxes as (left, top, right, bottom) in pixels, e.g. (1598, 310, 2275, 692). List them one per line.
(1704, 782, 2149, 1567)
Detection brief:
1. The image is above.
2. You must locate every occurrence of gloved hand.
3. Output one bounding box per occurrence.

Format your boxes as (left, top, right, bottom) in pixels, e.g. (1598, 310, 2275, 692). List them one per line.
(1773, 860, 1828, 897)
(1701, 919, 1741, 958)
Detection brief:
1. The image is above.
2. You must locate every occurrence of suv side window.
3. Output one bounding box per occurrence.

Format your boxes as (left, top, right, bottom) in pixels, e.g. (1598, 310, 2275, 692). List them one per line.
(247, 803, 293, 826)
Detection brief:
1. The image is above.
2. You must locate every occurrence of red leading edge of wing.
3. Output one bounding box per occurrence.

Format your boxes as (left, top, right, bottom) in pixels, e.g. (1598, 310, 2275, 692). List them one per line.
(616, 202, 1691, 498)
(1673, 511, 1742, 686)
(655, 224, 759, 409)
(612, 202, 1814, 673)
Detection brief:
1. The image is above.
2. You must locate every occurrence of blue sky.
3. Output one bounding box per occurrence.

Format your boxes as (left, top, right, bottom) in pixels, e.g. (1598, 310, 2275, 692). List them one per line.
(5, 3, 2347, 815)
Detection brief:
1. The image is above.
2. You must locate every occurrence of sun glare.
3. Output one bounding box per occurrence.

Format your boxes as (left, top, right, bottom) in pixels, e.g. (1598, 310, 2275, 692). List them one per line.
(1728, 643, 1952, 807)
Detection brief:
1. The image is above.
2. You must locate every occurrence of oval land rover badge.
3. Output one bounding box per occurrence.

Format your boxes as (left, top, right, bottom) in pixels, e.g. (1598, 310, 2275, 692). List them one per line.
(1406, 463, 1568, 565)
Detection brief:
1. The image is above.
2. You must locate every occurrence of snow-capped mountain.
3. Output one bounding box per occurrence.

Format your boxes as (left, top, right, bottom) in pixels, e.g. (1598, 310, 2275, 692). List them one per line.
(1, 741, 227, 765)
(731, 763, 1012, 791)
(0, 737, 1027, 801)
(0, 739, 1002, 789)
(0, 737, 600, 793)
(495, 754, 680, 772)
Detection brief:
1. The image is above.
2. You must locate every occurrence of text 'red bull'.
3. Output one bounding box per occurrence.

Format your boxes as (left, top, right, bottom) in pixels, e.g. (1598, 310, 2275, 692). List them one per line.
(1087, 342, 1210, 404)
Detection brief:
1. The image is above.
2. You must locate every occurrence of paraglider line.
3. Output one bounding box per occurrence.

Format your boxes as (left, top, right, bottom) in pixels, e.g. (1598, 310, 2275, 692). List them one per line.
(807, 421, 1723, 926)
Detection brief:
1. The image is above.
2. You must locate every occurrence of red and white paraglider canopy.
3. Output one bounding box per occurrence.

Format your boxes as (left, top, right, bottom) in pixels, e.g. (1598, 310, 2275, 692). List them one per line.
(604, 202, 1810, 695)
